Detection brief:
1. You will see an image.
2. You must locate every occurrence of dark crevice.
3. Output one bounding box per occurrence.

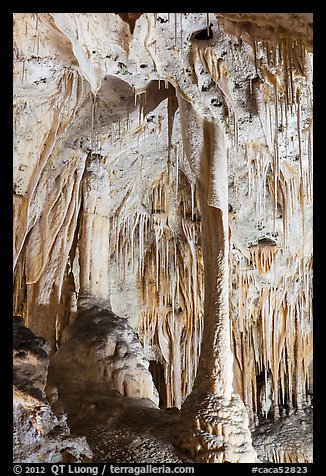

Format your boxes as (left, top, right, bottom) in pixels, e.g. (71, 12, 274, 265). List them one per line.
(117, 13, 143, 34)
(191, 24, 213, 41)
(149, 360, 167, 408)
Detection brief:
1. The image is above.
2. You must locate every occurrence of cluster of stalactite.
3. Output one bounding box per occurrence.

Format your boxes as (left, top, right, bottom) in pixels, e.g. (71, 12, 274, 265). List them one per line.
(228, 74, 312, 436)
(241, 139, 312, 252)
(230, 250, 313, 424)
(226, 37, 312, 439)
(252, 39, 313, 239)
(110, 167, 204, 409)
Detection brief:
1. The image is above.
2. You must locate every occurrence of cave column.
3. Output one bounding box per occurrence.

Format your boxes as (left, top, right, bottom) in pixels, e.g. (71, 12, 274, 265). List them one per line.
(194, 119, 233, 399)
(77, 155, 111, 311)
(176, 94, 256, 463)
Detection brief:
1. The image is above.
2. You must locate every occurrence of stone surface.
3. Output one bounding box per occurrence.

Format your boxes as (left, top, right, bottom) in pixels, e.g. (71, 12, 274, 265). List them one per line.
(252, 406, 313, 463)
(49, 307, 159, 406)
(47, 383, 185, 463)
(13, 316, 50, 399)
(13, 318, 93, 463)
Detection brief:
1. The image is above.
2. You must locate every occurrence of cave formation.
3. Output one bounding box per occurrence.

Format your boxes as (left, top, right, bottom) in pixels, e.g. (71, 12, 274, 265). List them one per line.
(13, 13, 313, 464)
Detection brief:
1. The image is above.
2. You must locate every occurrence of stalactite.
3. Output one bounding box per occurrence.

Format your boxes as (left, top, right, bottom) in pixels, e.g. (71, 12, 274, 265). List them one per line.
(253, 39, 258, 73)
(296, 86, 305, 242)
(249, 238, 278, 275)
(21, 58, 26, 85)
(206, 13, 210, 35)
(174, 13, 177, 48)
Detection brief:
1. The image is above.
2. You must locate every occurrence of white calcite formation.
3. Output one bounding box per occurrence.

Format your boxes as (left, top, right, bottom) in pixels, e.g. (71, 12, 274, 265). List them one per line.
(13, 13, 313, 463)
(49, 306, 159, 405)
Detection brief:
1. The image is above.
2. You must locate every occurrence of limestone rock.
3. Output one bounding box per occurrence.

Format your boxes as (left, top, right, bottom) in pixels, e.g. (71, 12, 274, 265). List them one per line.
(252, 406, 313, 463)
(13, 316, 50, 399)
(13, 318, 92, 463)
(49, 307, 159, 406)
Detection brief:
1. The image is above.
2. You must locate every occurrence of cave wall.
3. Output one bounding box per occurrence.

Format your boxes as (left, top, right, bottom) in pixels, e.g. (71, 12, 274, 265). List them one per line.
(13, 13, 313, 462)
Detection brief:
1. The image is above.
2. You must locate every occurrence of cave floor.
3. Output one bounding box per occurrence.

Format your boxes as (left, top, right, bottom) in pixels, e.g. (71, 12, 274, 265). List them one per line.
(52, 382, 188, 463)
(51, 381, 313, 463)
(252, 406, 313, 463)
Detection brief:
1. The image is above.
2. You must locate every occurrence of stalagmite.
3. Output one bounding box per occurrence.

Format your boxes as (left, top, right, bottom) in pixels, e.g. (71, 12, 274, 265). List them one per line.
(77, 153, 111, 311)
(176, 94, 256, 463)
